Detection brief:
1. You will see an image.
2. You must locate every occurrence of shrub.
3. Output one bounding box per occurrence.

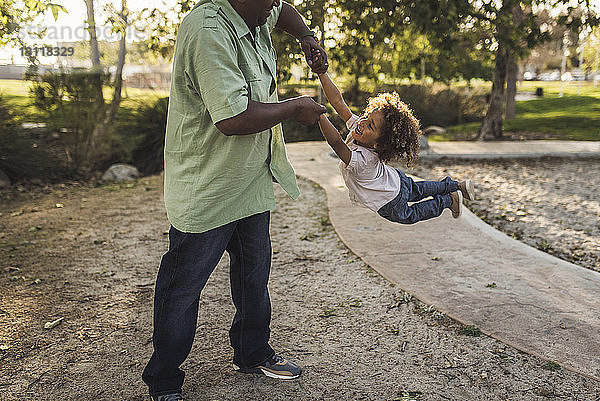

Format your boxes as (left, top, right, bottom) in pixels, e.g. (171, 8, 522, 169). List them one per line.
(278, 86, 346, 143)
(0, 96, 63, 181)
(344, 85, 487, 128)
(30, 68, 111, 174)
(117, 97, 169, 175)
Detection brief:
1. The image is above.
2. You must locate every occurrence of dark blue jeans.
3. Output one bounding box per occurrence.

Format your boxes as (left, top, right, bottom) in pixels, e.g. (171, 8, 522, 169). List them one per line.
(377, 169, 458, 224)
(142, 211, 275, 396)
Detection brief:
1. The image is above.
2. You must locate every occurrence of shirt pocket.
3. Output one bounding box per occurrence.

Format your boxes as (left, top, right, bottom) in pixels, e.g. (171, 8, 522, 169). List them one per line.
(239, 61, 265, 102)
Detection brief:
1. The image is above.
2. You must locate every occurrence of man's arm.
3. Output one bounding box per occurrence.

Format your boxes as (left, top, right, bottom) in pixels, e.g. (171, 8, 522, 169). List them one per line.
(275, 1, 328, 74)
(216, 96, 326, 136)
(318, 114, 352, 165)
(318, 72, 353, 122)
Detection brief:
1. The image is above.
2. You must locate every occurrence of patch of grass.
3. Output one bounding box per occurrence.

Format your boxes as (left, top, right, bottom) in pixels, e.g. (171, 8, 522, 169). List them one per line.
(442, 95, 600, 141)
(0, 79, 168, 124)
(485, 282, 497, 288)
(347, 298, 362, 308)
(319, 308, 337, 318)
(460, 325, 482, 336)
(319, 215, 331, 227)
(542, 361, 561, 371)
(300, 233, 319, 241)
(431, 81, 600, 141)
(536, 239, 554, 253)
(394, 390, 424, 400)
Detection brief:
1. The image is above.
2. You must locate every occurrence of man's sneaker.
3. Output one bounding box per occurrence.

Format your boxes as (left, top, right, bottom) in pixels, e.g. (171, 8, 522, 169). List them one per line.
(233, 354, 302, 380)
(458, 179, 475, 201)
(152, 393, 183, 401)
(449, 191, 463, 218)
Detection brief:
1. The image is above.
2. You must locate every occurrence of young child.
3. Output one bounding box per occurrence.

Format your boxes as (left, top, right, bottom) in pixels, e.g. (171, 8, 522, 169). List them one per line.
(315, 66, 474, 224)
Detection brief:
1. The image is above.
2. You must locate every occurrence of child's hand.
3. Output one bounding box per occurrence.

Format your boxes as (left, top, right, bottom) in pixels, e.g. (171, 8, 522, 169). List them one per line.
(300, 36, 328, 74)
(312, 49, 326, 75)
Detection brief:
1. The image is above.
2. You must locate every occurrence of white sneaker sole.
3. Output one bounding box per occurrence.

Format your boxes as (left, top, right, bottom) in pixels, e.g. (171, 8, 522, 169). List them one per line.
(233, 363, 300, 380)
(260, 368, 299, 380)
(463, 179, 475, 200)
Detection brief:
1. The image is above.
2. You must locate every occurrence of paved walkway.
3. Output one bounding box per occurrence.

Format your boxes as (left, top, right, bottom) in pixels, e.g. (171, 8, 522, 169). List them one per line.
(424, 140, 600, 159)
(286, 141, 600, 382)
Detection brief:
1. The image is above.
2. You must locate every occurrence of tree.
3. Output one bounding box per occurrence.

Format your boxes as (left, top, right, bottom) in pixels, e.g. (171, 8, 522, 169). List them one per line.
(405, 0, 598, 140)
(137, 0, 195, 61)
(82, 0, 129, 164)
(1, 0, 66, 61)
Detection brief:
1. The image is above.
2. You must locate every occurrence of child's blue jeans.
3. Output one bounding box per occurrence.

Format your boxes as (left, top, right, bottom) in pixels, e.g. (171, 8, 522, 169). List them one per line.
(377, 169, 458, 224)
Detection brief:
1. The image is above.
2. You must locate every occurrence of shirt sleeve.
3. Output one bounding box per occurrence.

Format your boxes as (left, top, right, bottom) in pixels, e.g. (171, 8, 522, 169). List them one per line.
(184, 21, 249, 124)
(345, 147, 381, 179)
(346, 114, 360, 131)
(266, 2, 283, 32)
(346, 149, 369, 176)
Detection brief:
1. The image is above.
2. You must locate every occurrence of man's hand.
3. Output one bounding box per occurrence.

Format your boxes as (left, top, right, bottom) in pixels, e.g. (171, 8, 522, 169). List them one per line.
(300, 36, 328, 75)
(292, 95, 327, 126)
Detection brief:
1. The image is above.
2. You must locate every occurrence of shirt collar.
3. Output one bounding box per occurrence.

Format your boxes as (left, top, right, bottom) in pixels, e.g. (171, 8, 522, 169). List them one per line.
(211, 0, 252, 39)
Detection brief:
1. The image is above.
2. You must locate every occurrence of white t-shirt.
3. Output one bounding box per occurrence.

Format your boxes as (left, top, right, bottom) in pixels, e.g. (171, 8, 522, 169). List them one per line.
(339, 114, 401, 212)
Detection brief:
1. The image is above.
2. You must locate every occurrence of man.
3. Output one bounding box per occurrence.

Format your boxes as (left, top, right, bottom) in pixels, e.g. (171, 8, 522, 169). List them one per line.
(141, 0, 328, 399)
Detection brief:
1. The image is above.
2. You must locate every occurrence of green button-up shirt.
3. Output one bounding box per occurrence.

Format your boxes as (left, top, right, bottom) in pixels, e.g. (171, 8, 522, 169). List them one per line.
(164, 0, 300, 233)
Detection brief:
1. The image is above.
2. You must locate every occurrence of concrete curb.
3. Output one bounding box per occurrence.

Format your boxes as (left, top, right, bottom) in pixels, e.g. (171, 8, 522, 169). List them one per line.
(420, 152, 600, 160)
(423, 140, 600, 160)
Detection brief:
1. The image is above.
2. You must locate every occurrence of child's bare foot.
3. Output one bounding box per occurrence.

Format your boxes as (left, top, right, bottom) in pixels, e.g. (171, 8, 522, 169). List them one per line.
(458, 179, 474, 200)
(449, 191, 463, 218)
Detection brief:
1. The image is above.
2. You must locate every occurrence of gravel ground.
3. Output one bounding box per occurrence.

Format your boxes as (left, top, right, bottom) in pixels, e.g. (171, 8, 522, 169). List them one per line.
(0, 172, 599, 400)
(405, 157, 600, 273)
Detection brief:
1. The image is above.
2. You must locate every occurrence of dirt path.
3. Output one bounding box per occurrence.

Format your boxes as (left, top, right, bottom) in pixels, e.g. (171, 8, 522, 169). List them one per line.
(1, 175, 599, 400)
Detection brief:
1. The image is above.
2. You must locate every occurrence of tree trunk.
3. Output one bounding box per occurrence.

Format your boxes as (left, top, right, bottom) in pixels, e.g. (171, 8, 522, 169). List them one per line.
(88, 0, 128, 169)
(505, 52, 517, 119)
(85, 0, 101, 68)
(478, 44, 509, 140)
(84, 0, 103, 105)
(104, 0, 128, 127)
(505, 2, 523, 120)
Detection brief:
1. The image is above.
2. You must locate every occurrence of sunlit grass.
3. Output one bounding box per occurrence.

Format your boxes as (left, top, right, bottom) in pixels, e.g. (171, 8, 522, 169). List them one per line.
(441, 94, 600, 141)
(2, 78, 599, 140)
(0, 79, 168, 122)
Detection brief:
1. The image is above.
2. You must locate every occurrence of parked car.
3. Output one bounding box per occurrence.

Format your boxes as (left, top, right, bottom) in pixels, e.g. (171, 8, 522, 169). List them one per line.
(561, 72, 573, 81)
(570, 69, 585, 81)
(538, 70, 561, 81)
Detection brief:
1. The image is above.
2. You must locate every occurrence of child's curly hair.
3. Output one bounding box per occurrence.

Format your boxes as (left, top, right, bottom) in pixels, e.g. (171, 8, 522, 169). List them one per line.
(363, 92, 421, 166)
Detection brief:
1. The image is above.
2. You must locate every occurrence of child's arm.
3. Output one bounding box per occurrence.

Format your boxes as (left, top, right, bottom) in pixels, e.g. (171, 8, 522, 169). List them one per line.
(318, 114, 352, 165)
(317, 72, 354, 123)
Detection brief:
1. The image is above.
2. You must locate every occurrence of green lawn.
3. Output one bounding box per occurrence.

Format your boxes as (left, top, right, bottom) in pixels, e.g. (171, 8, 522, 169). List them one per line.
(0, 79, 168, 123)
(2, 78, 599, 141)
(433, 81, 600, 141)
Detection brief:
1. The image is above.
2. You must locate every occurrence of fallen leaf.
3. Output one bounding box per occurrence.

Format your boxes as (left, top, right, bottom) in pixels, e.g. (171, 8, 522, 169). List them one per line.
(44, 317, 64, 330)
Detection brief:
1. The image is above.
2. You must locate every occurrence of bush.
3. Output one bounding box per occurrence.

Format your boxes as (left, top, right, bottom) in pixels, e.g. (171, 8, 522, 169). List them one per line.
(278, 86, 346, 143)
(117, 97, 169, 175)
(343, 84, 487, 128)
(30, 68, 111, 174)
(0, 96, 64, 182)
